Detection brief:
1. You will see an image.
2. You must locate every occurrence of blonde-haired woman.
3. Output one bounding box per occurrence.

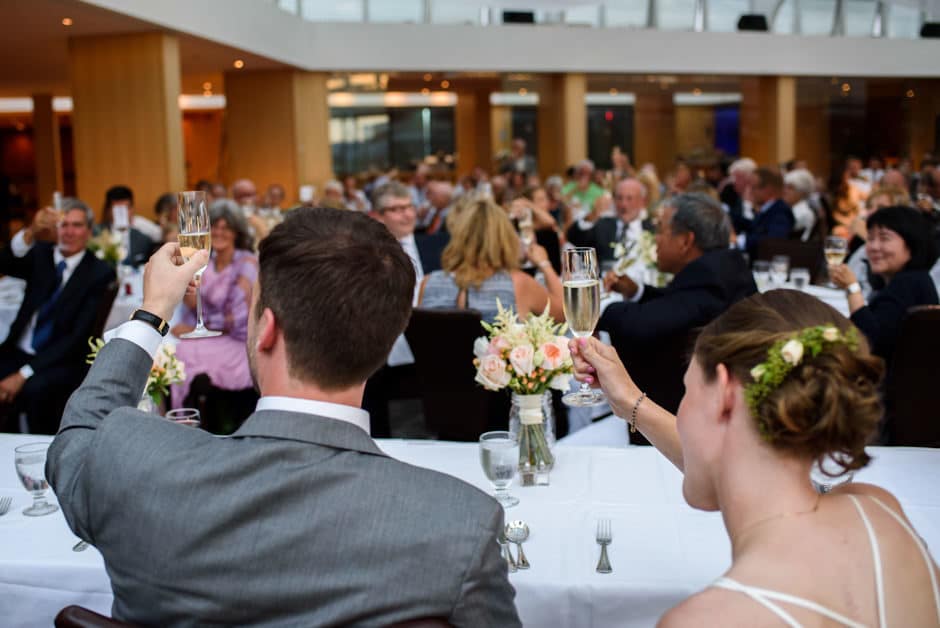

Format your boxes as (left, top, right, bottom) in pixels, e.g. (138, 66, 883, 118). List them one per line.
(418, 197, 564, 322)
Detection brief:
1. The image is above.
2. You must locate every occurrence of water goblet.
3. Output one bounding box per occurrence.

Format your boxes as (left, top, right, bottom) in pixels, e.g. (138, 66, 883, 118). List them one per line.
(166, 408, 201, 428)
(14, 442, 59, 517)
(790, 267, 811, 291)
(753, 260, 771, 292)
(479, 431, 520, 508)
(770, 255, 790, 287)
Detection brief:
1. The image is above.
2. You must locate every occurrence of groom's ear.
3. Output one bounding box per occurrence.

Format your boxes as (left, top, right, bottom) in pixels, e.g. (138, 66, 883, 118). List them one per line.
(256, 307, 278, 352)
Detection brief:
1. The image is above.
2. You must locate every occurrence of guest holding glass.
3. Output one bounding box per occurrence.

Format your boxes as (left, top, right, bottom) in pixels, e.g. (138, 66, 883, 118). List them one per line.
(830, 206, 939, 360)
(571, 290, 940, 626)
(419, 196, 564, 323)
(170, 199, 258, 410)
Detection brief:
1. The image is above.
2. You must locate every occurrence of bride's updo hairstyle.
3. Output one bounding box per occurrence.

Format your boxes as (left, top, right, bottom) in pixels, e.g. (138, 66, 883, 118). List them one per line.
(693, 290, 884, 472)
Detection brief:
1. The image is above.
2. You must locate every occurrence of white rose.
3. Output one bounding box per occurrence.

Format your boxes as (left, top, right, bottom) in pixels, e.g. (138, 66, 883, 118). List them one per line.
(549, 373, 573, 391)
(780, 339, 804, 366)
(509, 344, 535, 376)
(538, 341, 567, 370)
(473, 336, 490, 359)
(750, 364, 766, 381)
(475, 355, 511, 391)
(822, 327, 840, 342)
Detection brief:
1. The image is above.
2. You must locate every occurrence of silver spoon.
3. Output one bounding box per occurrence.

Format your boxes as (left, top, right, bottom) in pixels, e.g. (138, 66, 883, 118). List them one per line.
(505, 520, 530, 569)
(72, 540, 89, 552)
(498, 529, 517, 572)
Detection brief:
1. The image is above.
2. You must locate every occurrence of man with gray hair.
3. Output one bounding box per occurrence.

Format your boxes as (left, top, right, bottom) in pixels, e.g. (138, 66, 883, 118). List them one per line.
(720, 157, 757, 234)
(0, 200, 115, 433)
(599, 193, 755, 384)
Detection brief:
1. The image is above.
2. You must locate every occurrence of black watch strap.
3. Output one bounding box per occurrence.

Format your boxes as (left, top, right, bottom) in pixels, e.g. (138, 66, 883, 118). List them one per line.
(130, 308, 170, 336)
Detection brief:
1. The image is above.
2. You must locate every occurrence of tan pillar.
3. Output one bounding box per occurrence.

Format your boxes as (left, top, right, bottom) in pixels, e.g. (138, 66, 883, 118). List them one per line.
(634, 90, 677, 178)
(455, 87, 494, 174)
(795, 80, 830, 179)
(538, 73, 587, 177)
(740, 76, 797, 167)
(31, 94, 63, 207)
(68, 33, 184, 220)
(908, 79, 940, 169)
(223, 70, 333, 203)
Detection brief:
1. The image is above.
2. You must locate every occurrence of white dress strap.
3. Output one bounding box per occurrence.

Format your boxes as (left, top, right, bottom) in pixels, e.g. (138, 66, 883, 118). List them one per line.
(712, 577, 867, 628)
(867, 495, 940, 624)
(848, 495, 888, 628)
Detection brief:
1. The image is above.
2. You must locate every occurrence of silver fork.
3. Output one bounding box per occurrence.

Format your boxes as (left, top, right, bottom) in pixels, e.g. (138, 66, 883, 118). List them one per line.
(595, 519, 612, 574)
(0, 496, 11, 516)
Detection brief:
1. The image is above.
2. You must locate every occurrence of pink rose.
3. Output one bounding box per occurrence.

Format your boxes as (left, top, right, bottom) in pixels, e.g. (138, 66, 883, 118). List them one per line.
(475, 355, 511, 391)
(491, 335, 512, 354)
(509, 344, 536, 376)
(540, 340, 570, 370)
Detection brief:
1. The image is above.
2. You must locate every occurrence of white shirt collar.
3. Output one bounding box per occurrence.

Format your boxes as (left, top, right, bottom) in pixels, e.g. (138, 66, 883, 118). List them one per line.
(54, 247, 86, 272)
(760, 199, 777, 214)
(255, 396, 371, 436)
(399, 233, 417, 248)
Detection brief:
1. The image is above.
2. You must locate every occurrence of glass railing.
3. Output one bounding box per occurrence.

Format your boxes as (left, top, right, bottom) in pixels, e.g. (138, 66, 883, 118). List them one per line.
(271, 0, 930, 38)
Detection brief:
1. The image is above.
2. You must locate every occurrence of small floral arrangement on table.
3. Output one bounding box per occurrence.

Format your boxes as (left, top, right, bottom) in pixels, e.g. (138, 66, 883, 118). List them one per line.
(611, 231, 672, 287)
(87, 338, 185, 408)
(746, 325, 858, 440)
(87, 229, 125, 268)
(473, 301, 573, 476)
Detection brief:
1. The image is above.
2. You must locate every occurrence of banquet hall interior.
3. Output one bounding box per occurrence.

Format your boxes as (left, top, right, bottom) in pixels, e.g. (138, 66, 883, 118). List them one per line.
(1, 0, 939, 626)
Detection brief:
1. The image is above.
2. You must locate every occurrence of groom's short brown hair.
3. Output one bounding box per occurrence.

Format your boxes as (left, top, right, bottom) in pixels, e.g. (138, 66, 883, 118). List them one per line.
(256, 207, 415, 389)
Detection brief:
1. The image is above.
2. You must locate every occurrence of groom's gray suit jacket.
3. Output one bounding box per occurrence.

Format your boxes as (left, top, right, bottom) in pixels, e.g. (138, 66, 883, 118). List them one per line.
(47, 338, 520, 627)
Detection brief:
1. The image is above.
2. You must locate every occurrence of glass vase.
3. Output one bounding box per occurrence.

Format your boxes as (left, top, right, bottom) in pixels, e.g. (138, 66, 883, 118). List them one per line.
(508, 392, 555, 486)
(137, 394, 158, 414)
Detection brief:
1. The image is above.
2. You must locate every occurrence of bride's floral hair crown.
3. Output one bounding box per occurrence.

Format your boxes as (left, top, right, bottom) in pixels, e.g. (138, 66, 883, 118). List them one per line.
(745, 325, 859, 440)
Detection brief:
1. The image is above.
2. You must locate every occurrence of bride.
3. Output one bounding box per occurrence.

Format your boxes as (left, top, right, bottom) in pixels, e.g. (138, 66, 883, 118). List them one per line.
(571, 289, 939, 627)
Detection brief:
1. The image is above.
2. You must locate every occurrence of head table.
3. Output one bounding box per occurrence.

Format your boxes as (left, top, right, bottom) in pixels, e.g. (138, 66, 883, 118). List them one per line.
(0, 431, 937, 627)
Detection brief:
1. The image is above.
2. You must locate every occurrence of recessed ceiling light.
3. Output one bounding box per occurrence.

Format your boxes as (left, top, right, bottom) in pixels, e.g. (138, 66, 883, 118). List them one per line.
(233, 60, 245, 69)
(692, 88, 702, 96)
(518, 88, 528, 95)
(609, 88, 618, 95)
(440, 80, 450, 89)
(202, 82, 212, 90)
(421, 88, 430, 95)
(423, 73, 432, 82)
(906, 89, 915, 98)
(203, 90, 212, 97)
(62, 18, 73, 26)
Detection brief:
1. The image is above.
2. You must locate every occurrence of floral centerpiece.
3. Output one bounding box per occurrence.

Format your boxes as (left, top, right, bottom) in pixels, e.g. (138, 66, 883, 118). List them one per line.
(87, 338, 185, 410)
(87, 229, 126, 268)
(473, 301, 573, 484)
(611, 230, 672, 287)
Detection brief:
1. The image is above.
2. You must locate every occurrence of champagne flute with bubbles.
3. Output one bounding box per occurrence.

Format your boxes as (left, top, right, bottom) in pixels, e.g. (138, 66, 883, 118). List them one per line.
(562, 247, 606, 407)
(824, 236, 848, 288)
(178, 191, 221, 338)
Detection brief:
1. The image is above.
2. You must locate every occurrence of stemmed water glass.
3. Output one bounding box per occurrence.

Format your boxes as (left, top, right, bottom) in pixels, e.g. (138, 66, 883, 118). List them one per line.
(770, 255, 790, 287)
(14, 442, 58, 517)
(562, 247, 606, 407)
(166, 408, 201, 428)
(479, 431, 520, 508)
(178, 191, 221, 338)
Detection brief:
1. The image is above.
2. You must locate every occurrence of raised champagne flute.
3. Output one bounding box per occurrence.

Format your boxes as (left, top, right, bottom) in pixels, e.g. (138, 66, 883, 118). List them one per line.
(178, 191, 221, 338)
(824, 235, 848, 288)
(562, 247, 606, 407)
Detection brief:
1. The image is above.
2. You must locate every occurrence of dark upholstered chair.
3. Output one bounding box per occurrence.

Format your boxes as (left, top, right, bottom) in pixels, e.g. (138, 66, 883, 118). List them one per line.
(55, 606, 135, 628)
(404, 308, 509, 441)
(883, 305, 940, 447)
(755, 238, 825, 284)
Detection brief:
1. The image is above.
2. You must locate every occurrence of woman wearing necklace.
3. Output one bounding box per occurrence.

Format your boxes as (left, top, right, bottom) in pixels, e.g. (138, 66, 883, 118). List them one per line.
(570, 289, 940, 627)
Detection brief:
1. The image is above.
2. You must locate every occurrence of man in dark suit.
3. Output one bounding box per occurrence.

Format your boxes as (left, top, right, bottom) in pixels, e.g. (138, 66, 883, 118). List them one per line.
(102, 185, 159, 267)
(48, 208, 519, 626)
(568, 178, 652, 269)
(0, 200, 115, 433)
(600, 193, 756, 391)
(743, 168, 795, 261)
(499, 137, 538, 176)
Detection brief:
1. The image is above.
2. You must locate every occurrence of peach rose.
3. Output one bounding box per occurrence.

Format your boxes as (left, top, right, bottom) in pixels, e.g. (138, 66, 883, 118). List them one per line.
(475, 355, 511, 391)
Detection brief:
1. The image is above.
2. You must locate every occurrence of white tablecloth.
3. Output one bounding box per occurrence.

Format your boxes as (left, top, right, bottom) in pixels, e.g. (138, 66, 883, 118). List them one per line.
(1, 432, 938, 627)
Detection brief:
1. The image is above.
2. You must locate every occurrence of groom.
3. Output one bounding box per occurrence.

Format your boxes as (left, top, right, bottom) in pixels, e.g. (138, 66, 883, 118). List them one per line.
(47, 208, 519, 627)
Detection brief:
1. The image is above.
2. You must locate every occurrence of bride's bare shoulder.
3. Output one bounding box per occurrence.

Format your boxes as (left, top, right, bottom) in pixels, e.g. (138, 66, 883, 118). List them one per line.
(658, 588, 768, 628)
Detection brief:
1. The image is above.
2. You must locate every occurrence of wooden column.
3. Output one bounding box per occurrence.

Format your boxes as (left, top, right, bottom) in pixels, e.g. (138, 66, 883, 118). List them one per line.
(908, 79, 940, 169)
(68, 33, 184, 220)
(455, 86, 494, 174)
(740, 76, 797, 167)
(538, 73, 587, 177)
(223, 70, 333, 203)
(795, 79, 830, 179)
(31, 94, 63, 207)
(634, 90, 677, 177)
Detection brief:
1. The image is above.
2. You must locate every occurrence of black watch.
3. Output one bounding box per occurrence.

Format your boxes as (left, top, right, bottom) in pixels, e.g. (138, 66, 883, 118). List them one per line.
(130, 308, 170, 336)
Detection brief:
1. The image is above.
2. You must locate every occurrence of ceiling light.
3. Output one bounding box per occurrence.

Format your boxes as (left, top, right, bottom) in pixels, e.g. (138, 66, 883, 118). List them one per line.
(518, 88, 528, 95)
(609, 88, 618, 95)
(841, 82, 851, 92)
(906, 89, 915, 98)
(62, 18, 73, 26)
(421, 88, 430, 95)
(440, 80, 450, 89)
(203, 90, 212, 97)
(202, 82, 212, 90)
(233, 60, 245, 69)
(423, 73, 432, 82)
(692, 88, 702, 96)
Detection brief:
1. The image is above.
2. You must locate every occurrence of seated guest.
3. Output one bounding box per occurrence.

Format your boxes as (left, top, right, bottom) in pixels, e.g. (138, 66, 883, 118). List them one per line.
(0, 201, 114, 433)
(568, 178, 652, 272)
(718, 157, 757, 235)
(518, 185, 563, 273)
(342, 175, 371, 212)
(264, 183, 286, 211)
(170, 200, 257, 418)
(421, 181, 454, 235)
(231, 178, 259, 210)
(571, 290, 940, 627)
(48, 208, 519, 627)
(743, 168, 795, 260)
(562, 159, 606, 214)
(371, 181, 445, 277)
(843, 185, 912, 297)
(599, 193, 756, 352)
(782, 169, 818, 241)
(101, 185, 159, 266)
(153, 192, 178, 243)
(830, 206, 939, 361)
(419, 196, 564, 322)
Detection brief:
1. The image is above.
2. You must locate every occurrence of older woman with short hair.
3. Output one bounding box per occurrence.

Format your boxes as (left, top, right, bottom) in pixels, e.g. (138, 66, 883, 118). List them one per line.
(783, 169, 818, 241)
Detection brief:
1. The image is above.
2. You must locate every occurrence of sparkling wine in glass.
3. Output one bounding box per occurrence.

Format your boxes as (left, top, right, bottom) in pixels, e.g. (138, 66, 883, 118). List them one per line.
(14, 442, 59, 517)
(562, 247, 606, 407)
(479, 431, 520, 508)
(824, 236, 848, 288)
(178, 191, 221, 338)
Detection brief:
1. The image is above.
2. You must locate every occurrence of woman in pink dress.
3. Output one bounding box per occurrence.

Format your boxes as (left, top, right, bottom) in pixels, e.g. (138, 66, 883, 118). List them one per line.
(171, 200, 257, 412)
